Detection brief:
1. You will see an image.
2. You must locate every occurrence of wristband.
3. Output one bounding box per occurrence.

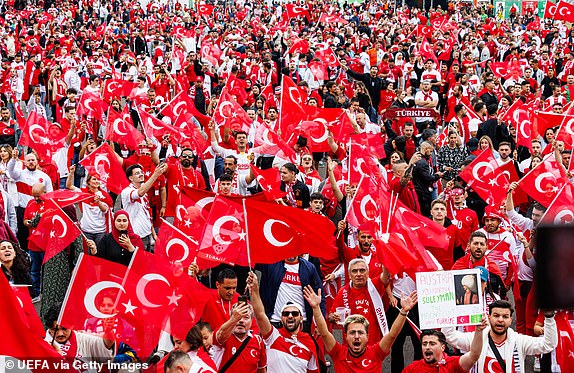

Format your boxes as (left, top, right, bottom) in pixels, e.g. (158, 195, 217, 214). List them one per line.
(399, 309, 408, 316)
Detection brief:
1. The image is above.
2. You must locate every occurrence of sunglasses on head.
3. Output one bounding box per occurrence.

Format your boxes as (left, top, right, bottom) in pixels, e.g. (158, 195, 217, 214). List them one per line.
(282, 310, 300, 317)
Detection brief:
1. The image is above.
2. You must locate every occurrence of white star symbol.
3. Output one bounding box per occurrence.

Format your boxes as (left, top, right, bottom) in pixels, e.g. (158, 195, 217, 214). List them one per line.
(100, 171, 109, 181)
(49, 230, 56, 238)
(166, 291, 182, 306)
(237, 231, 246, 241)
(551, 186, 559, 193)
(488, 178, 498, 186)
(374, 216, 382, 225)
(184, 219, 192, 227)
(122, 299, 137, 315)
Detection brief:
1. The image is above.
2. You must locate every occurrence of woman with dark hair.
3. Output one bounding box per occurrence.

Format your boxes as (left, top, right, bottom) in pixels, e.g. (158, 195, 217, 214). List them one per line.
(0, 240, 31, 285)
(86, 210, 143, 266)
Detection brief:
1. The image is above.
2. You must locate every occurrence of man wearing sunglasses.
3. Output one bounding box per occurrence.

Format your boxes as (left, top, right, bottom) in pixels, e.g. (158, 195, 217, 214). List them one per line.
(247, 272, 319, 373)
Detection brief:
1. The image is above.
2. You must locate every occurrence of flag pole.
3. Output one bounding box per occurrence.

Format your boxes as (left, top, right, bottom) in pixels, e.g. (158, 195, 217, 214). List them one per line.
(242, 198, 252, 270)
(336, 174, 365, 239)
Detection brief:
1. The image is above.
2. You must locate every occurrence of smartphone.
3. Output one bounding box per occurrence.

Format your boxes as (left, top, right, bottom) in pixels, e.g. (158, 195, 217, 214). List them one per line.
(238, 295, 249, 305)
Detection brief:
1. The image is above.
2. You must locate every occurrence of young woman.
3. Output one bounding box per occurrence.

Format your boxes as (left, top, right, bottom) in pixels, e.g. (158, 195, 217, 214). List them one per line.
(86, 210, 143, 266)
(66, 166, 113, 245)
(0, 240, 31, 285)
(478, 135, 499, 158)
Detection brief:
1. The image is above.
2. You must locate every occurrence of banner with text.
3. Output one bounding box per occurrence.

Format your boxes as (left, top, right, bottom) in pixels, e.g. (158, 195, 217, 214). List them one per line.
(416, 269, 484, 329)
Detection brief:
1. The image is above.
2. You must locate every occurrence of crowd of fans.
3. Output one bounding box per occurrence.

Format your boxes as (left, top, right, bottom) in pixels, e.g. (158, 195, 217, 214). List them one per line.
(1, 0, 572, 371)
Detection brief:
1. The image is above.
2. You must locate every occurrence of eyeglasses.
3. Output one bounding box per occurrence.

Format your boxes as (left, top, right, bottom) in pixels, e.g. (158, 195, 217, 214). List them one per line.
(181, 154, 194, 159)
(282, 310, 300, 317)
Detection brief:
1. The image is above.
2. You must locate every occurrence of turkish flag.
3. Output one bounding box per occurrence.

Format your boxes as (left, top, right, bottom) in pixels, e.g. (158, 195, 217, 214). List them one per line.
(513, 108, 533, 149)
(318, 13, 348, 24)
(106, 107, 145, 150)
(155, 219, 199, 267)
(295, 120, 331, 152)
(212, 89, 252, 133)
(544, 0, 558, 18)
(172, 26, 194, 39)
(393, 204, 449, 252)
(500, 98, 525, 126)
(351, 132, 387, 160)
(517, 154, 567, 207)
(251, 165, 287, 201)
(374, 233, 419, 277)
(287, 38, 310, 55)
(244, 198, 337, 263)
(200, 41, 222, 66)
(77, 91, 108, 119)
(308, 61, 328, 81)
(13, 99, 26, 129)
(419, 38, 438, 66)
(489, 61, 511, 79)
(18, 111, 65, 160)
(160, 91, 211, 130)
(137, 105, 181, 141)
(163, 277, 212, 340)
(197, 196, 249, 266)
(555, 310, 574, 371)
(80, 143, 130, 195)
(389, 224, 440, 277)
(278, 76, 308, 137)
(12, 285, 46, 339)
(415, 24, 433, 38)
(58, 254, 141, 354)
(541, 183, 574, 224)
(118, 250, 187, 358)
(197, 3, 215, 16)
(0, 275, 67, 372)
(314, 47, 340, 67)
(226, 74, 249, 107)
(102, 79, 138, 102)
(331, 112, 356, 144)
(285, 4, 310, 19)
(174, 112, 210, 154)
(486, 237, 517, 284)
(459, 149, 509, 205)
(555, 0, 574, 22)
(346, 142, 385, 186)
(42, 189, 94, 208)
(534, 111, 567, 138)
(28, 199, 81, 264)
(556, 115, 574, 148)
(252, 121, 297, 161)
(346, 176, 390, 230)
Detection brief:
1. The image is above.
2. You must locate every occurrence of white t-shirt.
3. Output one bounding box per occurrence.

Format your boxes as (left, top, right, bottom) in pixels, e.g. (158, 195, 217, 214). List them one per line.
(264, 327, 318, 373)
(271, 263, 307, 322)
(120, 184, 152, 238)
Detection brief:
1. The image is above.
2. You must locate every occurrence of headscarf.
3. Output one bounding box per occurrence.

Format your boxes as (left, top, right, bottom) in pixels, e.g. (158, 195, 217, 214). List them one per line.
(111, 210, 144, 251)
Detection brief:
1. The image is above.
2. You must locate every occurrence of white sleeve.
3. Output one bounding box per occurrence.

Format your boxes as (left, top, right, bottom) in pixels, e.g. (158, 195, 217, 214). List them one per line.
(441, 327, 474, 352)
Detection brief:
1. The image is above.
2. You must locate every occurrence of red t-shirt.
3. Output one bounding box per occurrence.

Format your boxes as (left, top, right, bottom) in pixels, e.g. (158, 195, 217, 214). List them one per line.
(201, 291, 240, 332)
(403, 355, 466, 373)
(329, 342, 386, 373)
(24, 199, 45, 252)
(331, 277, 386, 345)
(213, 333, 267, 373)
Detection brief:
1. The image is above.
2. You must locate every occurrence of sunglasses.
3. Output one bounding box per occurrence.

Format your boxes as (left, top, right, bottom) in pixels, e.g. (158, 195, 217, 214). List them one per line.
(282, 310, 300, 317)
(180, 154, 194, 159)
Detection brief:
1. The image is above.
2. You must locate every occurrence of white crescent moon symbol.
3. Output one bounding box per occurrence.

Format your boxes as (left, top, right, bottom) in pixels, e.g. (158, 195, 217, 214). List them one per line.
(155, 96, 165, 106)
(113, 119, 128, 136)
(534, 172, 555, 193)
(147, 117, 163, 130)
(250, 349, 257, 358)
(472, 161, 496, 180)
(28, 124, 46, 142)
(84, 281, 124, 318)
(173, 101, 186, 116)
(196, 196, 215, 210)
(361, 359, 370, 367)
(486, 359, 495, 373)
(212, 216, 240, 245)
(560, 7, 568, 16)
(288, 345, 299, 356)
(564, 118, 574, 136)
(94, 154, 111, 173)
(309, 122, 328, 144)
(550, 5, 557, 14)
(107, 81, 119, 94)
(136, 273, 170, 308)
(263, 129, 276, 146)
(519, 118, 530, 139)
(555, 210, 574, 224)
(165, 238, 190, 263)
(502, 250, 512, 263)
(84, 98, 94, 113)
(51, 214, 68, 238)
(354, 158, 368, 175)
(288, 87, 302, 104)
(263, 219, 293, 247)
(175, 205, 187, 221)
(218, 101, 234, 120)
(360, 195, 376, 221)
